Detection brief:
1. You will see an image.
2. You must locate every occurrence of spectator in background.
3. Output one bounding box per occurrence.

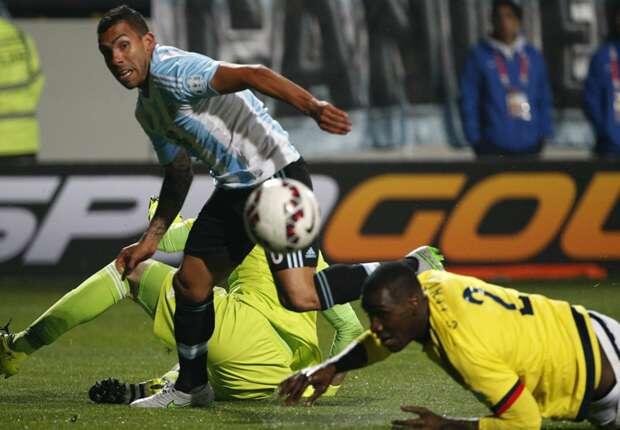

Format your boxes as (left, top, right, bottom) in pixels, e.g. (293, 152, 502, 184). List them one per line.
(583, 1, 620, 157)
(363, 0, 411, 149)
(459, 0, 553, 157)
(0, 5, 44, 165)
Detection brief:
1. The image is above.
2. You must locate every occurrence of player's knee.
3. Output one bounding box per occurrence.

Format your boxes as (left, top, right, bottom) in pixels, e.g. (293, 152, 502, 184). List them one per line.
(125, 260, 153, 299)
(274, 267, 320, 311)
(173, 270, 213, 303)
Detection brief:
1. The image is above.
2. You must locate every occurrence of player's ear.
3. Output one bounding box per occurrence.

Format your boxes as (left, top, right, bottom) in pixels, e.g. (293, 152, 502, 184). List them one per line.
(143, 32, 155, 53)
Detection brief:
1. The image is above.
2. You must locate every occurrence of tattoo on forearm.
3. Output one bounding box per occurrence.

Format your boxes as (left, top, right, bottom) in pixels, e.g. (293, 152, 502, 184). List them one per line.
(146, 151, 193, 241)
(144, 218, 169, 240)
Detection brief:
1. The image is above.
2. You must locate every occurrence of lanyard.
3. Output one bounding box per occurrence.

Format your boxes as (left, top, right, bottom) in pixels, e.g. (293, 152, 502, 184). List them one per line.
(494, 51, 529, 89)
(610, 46, 620, 91)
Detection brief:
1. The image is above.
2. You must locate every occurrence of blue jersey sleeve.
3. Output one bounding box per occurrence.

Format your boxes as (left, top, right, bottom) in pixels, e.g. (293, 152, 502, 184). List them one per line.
(151, 50, 221, 103)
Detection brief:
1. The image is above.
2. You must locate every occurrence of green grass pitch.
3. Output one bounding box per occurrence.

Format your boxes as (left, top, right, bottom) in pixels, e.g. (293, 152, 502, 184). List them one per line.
(0, 276, 617, 429)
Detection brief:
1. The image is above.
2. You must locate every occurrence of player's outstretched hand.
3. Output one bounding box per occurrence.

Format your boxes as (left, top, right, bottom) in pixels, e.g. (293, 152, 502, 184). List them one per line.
(311, 100, 352, 135)
(278, 363, 337, 406)
(115, 240, 157, 280)
(392, 405, 445, 429)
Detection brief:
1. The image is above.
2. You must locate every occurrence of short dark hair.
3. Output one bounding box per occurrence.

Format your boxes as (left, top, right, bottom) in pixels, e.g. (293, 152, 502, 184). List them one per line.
(492, 0, 523, 22)
(361, 261, 422, 308)
(97, 5, 149, 36)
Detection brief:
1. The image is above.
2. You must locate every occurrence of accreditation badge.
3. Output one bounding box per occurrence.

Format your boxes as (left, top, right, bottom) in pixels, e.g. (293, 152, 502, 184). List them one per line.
(507, 90, 531, 121)
(614, 92, 620, 122)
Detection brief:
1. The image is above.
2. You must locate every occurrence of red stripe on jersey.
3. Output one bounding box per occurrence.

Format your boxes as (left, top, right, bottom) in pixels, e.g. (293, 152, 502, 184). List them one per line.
(494, 382, 525, 416)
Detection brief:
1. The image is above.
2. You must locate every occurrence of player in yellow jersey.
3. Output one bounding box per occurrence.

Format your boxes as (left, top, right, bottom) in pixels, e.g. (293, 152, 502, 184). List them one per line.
(0, 202, 364, 405)
(280, 261, 620, 429)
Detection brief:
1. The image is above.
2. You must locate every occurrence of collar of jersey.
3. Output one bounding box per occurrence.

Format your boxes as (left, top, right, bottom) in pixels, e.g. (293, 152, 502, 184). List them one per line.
(486, 34, 526, 59)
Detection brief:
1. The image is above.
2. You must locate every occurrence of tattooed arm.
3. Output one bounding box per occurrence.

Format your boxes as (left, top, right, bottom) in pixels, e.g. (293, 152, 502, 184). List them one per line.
(115, 149, 193, 277)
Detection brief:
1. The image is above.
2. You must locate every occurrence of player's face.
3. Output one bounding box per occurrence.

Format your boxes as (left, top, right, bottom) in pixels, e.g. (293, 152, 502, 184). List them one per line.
(493, 5, 521, 43)
(364, 290, 425, 352)
(98, 21, 154, 89)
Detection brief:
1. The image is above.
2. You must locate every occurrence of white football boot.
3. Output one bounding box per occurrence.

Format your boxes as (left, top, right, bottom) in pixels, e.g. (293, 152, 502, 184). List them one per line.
(129, 382, 214, 408)
(405, 246, 445, 274)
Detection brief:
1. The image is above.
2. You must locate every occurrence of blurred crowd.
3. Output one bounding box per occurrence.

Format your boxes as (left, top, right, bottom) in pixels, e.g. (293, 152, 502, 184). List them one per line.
(2, 0, 620, 162)
(459, 0, 620, 157)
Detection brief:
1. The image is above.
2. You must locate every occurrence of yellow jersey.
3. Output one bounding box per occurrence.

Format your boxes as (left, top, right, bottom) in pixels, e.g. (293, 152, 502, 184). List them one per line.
(150, 243, 333, 400)
(149, 213, 358, 399)
(420, 270, 601, 429)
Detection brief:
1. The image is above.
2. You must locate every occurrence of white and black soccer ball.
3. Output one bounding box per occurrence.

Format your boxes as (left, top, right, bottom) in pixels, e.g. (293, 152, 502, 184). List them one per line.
(244, 178, 321, 253)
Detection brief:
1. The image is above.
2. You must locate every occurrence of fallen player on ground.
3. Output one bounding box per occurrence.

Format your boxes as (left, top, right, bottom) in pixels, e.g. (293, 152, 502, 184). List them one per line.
(0, 200, 365, 404)
(280, 262, 620, 429)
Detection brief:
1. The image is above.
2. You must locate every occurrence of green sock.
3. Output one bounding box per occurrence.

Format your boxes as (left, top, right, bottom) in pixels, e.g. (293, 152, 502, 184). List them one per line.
(12, 262, 129, 354)
(133, 260, 169, 318)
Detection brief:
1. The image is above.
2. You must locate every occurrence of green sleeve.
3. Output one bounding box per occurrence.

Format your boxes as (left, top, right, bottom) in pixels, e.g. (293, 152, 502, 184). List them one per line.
(320, 303, 364, 357)
(158, 218, 195, 253)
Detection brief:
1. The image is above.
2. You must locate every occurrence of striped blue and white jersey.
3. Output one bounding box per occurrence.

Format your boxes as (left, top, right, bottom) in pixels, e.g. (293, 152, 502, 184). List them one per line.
(135, 45, 300, 188)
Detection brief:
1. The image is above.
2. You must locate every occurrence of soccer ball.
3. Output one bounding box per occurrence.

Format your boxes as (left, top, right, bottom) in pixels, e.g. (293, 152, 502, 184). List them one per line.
(244, 178, 321, 253)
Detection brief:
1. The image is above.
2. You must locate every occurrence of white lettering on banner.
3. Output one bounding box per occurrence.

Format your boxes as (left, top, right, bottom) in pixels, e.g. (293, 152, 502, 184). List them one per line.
(0, 174, 339, 267)
(0, 177, 60, 202)
(24, 176, 162, 264)
(178, 175, 338, 225)
(0, 208, 38, 261)
(0, 177, 60, 261)
(179, 176, 216, 217)
(310, 175, 339, 226)
(145, 175, 339, 267)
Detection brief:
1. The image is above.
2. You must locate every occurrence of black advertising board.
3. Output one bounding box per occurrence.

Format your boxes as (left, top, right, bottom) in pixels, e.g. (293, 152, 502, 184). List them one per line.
(1, 160, 618, 278)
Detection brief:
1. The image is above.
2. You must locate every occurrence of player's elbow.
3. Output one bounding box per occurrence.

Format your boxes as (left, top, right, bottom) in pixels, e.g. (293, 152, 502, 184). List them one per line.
(513, 415, 541, 430)
(246, 63, 270, 75)
(513, 413, 542, 430)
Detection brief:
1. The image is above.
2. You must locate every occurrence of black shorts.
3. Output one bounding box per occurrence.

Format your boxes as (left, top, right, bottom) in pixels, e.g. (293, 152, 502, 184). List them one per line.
(184, 157, 320, 271)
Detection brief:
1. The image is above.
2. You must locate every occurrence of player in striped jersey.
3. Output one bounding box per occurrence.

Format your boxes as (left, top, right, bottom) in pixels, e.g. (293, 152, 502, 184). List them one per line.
(97, 5, 406, 408)
(280, 262, 620, 429)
